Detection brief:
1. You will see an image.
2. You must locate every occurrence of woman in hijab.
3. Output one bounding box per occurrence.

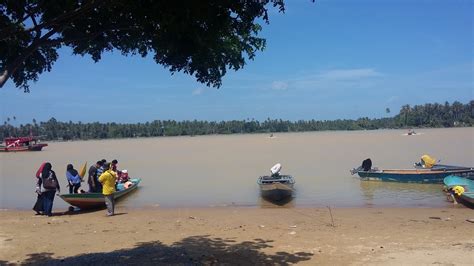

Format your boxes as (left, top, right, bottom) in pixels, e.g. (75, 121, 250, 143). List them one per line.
(66, 164, 82, 194)
(33, 162, 46, 215)
(36, 162, 60, 217)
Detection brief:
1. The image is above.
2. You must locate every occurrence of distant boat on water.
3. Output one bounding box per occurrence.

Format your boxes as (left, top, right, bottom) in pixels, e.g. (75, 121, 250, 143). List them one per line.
(0, 136, 48, 152)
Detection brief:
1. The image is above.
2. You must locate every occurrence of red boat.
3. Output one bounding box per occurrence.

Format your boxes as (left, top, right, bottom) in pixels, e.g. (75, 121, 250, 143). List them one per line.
(0, 136, 48, 152)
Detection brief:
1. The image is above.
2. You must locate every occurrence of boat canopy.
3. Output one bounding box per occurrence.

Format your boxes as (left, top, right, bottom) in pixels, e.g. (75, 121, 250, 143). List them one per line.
(421, 154, 436, 168)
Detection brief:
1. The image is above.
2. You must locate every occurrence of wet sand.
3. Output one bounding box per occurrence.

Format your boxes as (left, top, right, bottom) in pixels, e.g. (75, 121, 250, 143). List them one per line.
(1, 207, 473, 265)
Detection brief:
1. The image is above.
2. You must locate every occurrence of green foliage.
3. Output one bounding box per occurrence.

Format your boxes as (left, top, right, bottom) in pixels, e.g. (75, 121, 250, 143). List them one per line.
(1, 101, 472, 141)
(0, 0, 285, 91)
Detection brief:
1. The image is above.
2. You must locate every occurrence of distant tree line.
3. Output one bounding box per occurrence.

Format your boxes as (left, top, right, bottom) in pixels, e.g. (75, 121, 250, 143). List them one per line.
(1, 101, 472, 141)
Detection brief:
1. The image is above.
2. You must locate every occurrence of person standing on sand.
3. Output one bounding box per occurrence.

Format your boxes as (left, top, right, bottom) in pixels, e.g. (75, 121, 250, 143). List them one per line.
(33, 180, 44, 215)
(98, 163, 117, 216)
(36, 162, 60, 217)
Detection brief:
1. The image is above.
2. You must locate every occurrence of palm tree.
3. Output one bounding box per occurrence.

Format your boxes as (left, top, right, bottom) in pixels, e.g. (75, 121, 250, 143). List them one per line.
(400, 105, 411, 127)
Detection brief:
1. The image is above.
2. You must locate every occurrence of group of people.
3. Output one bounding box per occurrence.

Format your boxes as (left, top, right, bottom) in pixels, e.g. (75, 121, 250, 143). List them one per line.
(33, 159, 131, 217)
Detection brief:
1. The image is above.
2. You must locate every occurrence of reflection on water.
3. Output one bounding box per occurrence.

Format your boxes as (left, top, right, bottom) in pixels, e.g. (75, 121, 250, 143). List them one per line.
(258, 196, 295, 208)
(0, 128, 472, 209)
(359, 181, 446, 207)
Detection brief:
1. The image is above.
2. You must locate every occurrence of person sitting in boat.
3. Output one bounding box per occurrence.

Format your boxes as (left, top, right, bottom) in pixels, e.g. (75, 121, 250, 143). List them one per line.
(117, 169, 129, 183)
(66, 164, 82, 194)
(123, 180, 133, 189)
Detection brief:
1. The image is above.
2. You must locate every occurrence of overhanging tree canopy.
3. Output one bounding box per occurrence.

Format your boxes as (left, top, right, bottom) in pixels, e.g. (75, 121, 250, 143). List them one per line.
(0, 0, 286, 92)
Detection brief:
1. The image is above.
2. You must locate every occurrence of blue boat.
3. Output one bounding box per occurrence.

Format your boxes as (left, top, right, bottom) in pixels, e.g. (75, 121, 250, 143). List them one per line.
(351, 158, 474, 184)
(356, 168, 474, 184)
(443, 175, 474, 208)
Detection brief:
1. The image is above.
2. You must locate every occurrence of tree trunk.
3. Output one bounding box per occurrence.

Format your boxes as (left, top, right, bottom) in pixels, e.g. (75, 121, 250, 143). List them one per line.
(0, 69, 9, 88)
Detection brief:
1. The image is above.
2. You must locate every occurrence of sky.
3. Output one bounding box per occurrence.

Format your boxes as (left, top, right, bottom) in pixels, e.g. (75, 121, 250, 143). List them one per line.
(1, 0, 473, 125)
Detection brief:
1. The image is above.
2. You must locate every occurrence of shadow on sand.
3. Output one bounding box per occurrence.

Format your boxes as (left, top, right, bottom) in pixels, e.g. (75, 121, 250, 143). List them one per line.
(12, 235, 313, 265)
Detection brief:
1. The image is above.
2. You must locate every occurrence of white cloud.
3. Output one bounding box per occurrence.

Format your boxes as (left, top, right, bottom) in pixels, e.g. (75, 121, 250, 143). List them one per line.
(318, 68, 382, 80)
(271, 81, 289, 90)
(192, 88, 204, 95)
(386, 96, 399, 103)
(267, 68, 383, 91)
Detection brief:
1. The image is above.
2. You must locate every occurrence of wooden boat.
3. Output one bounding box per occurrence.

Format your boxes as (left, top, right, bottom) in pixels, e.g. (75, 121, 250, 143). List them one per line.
(258, 175, 295, 201)
(443, 175, 474, 208)
(351, 158, 474, 183)
(0, 136, 48, 152)
(60, 178, 141, 209)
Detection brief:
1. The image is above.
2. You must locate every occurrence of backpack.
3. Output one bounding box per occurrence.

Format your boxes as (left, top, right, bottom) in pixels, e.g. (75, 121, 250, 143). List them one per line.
(42, 171, 58, 190)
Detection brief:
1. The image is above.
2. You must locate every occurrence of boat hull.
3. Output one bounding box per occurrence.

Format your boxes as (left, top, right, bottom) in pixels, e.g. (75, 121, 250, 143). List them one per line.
(258, 175, 295, 201)
(60, 178, 141, 209)
(443, 175, 474, 209)
(0, 143, 47, 152)
(259, 183, 294, 201)
(357, 168, 474, 184)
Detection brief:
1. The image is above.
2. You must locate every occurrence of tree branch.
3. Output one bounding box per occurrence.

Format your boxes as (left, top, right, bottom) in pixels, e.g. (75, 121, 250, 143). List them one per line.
(42, 26, 141, 49)
(0, 2, 42, 40)
(24, 0, 104, 35)
(0, 29, 57, 88)
(0, 0, 104, 41)
(24, 6, 41, 40)
(0, 1, 108, 88)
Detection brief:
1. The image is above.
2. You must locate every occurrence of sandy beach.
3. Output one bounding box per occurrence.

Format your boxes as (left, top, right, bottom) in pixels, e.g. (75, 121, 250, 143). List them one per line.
(1, 207, 473, 265)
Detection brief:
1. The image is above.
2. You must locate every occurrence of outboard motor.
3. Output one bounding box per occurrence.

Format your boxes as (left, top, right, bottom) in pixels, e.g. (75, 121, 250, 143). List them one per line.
(362, 158, 372, 171)
(270, 163, 282, 177)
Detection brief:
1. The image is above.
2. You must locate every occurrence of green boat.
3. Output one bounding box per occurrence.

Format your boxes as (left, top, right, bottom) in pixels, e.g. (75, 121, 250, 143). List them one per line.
(443, 175, 474, 208)
(60, 178, 141, 209)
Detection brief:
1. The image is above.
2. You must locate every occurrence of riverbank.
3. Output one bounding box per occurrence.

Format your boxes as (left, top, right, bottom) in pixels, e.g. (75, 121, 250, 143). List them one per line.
(1, 207, 473, 265)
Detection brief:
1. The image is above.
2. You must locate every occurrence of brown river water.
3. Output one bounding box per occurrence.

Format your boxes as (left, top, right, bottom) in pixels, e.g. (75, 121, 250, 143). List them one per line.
(1, 128, 473, 209)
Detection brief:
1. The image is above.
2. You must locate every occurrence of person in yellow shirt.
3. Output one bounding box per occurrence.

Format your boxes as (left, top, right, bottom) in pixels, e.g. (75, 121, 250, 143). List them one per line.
(98, 163, 117, 216)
